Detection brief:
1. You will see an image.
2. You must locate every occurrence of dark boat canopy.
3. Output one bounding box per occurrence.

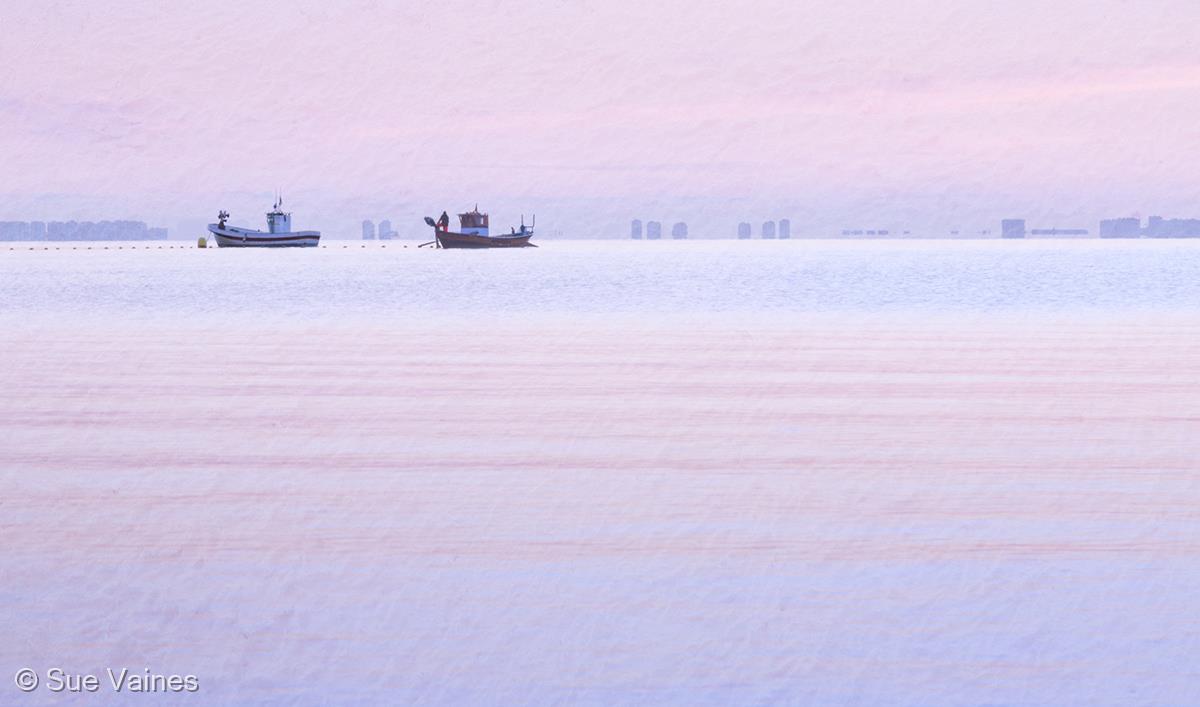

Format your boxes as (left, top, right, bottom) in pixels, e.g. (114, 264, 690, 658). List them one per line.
(459, 205, 488, 229)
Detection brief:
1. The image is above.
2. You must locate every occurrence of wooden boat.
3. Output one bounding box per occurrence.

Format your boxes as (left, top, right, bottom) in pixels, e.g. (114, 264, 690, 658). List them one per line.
(422, 206, 535, 248)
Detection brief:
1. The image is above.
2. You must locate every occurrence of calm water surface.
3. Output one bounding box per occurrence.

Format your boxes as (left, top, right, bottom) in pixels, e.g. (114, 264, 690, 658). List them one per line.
(1, 241, 1198, 704)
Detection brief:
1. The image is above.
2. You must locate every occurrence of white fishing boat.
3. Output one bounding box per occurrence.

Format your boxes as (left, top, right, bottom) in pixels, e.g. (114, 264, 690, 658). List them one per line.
(207, 197, 320, 248)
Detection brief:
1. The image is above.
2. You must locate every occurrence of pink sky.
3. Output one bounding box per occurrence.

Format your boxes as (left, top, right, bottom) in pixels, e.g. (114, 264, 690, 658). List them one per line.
(2, 0, 1199, 236)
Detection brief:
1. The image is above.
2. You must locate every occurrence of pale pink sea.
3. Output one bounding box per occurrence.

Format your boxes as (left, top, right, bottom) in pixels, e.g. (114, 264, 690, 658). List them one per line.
(2, 240, 1198, 704)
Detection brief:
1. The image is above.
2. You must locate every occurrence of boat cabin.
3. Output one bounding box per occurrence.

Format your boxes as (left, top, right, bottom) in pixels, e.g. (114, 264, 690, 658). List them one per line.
(266, 199, 291, 234)
(458, 206, 489, 236)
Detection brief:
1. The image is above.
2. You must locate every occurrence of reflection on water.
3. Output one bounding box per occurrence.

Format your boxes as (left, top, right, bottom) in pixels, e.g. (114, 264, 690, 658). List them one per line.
(2, 242, 1199, 704)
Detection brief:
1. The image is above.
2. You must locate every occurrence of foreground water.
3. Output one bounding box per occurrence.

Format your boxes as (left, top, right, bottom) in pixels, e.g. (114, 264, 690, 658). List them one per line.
(2, 241, 1198, 704)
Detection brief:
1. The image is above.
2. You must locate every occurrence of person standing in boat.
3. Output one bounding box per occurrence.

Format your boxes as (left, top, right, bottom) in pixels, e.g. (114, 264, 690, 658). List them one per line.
(437, 211, 450, 232)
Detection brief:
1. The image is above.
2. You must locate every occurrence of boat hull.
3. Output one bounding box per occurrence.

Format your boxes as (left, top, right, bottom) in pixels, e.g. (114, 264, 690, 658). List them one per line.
(435, 230, 533, 248)
(208, 224, 320, 248)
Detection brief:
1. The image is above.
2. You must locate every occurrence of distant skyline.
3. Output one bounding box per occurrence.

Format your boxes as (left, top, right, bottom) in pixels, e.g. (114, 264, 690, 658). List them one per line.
(3, 0, 1200, 238)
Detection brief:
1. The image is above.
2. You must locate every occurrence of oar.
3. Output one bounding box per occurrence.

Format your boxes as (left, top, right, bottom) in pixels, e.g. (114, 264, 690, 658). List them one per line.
(418, 240, 436, 248)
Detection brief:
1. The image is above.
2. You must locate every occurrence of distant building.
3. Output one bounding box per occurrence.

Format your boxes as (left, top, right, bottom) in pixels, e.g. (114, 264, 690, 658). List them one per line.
(362, 220, 375, 240)
(0, 222, 29, 240)
(0, 220, 166, 241)
(1001, 219, 1026, 239)
(1030, 228, 1088, 236)
(778, 219, 791, 239)
(631, 219, 642, 240)
(737, 222, 751, 239)
(1099, 217, 1141, 238)
(378, 219, 395, 240)
(1094, 215, 1200, 238)
(761, 221, 776, 239)
(646, 221, 662, 240)
(1143, 216, 1200, 238)
(671, 222, 688, 239)
(1147, 216, 1163, 237)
